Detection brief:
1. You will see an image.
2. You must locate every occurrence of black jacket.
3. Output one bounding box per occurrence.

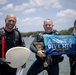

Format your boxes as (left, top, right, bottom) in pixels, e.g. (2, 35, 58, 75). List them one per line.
(0, 28, 25, 58)
(30, 30, 64, 62)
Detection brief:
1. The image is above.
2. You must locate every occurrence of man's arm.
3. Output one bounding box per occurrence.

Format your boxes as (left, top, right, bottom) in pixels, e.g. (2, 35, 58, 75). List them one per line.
(30, 36, 38, 53)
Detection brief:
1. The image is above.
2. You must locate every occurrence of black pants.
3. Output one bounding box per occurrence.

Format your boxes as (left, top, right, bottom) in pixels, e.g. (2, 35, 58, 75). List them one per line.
(27, 59, 59, 75)
(0, 64, 17, 75)
(69, 59, 76, 75)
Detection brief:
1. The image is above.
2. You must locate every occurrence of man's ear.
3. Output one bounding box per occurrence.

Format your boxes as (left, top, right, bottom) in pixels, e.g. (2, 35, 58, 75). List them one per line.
(52, 24, 54, 27)
(5, 19, 6, 22)
(43, 24, 44, 28)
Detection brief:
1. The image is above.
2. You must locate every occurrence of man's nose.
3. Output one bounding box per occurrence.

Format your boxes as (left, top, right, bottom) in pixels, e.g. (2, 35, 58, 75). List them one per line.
(10, 21, 14, 24)
(47, 24, 51, 27)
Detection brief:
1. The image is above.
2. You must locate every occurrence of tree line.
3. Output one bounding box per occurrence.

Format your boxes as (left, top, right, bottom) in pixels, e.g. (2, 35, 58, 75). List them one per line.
(21, 27, 74, 37)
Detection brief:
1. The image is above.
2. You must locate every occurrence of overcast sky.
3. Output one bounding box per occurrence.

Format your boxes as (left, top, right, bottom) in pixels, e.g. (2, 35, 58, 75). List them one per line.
(0, 0, 76, 32)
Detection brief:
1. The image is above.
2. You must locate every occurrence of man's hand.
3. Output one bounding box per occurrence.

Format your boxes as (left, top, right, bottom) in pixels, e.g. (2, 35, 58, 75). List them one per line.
(37, 50, 46, 58)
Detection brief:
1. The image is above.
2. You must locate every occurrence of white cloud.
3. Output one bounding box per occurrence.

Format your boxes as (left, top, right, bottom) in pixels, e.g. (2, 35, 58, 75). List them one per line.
(56, 9, 76, 18)
(14, 3, 29, 11)
(0, 0, 7, 5)
(16, 17, 44, 32)
(29, 0, 62, 8)
(29, 0, 43, 6)
(17, 17, 43, 26)
(13, 0, 62, 12)
(51, 1, 62, 8)
(55, 18, 68, 23)
(23, 8, 36, 14)
(2, 4, 14, 10)
(55, 9, 76, 23)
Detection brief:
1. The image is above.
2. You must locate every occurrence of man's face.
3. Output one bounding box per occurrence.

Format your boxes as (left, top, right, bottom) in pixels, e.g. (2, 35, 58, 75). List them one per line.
(5, 15, 16, 31)
(43, 20, 53, 33)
